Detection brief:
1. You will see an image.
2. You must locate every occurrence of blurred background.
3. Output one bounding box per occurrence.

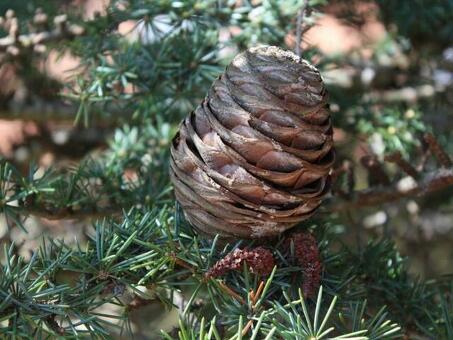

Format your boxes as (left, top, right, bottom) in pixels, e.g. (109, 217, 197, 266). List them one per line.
(0, 0, 451, 337)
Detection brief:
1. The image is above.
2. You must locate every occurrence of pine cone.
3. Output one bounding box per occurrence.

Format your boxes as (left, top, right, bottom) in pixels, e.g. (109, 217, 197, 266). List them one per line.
(170, 46, 334, 240)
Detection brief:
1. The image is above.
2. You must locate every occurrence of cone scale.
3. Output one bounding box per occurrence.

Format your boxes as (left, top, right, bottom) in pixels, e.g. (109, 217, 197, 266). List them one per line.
(170, 46, 334, 239)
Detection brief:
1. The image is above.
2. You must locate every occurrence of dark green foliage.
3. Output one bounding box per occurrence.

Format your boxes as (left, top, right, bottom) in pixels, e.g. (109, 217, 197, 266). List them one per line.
(0, 0, 452, 338)
(0, 209, 403, 338)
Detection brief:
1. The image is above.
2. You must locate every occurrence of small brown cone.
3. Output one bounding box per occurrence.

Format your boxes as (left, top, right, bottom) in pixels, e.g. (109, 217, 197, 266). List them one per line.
(170, 46, 334, 239)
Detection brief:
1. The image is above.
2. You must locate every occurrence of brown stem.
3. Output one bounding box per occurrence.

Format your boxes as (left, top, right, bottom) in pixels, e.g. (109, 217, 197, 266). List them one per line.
(363, 84, 438, 103)
(9, 204, 121, 220)
(361, 155, 391, 186)
(384, 151, 419, 179)
(218, 281, 245, 304)
(328, 168, 453, 212)
(0, 102, 130, 127)
(424, 133, 452, 167)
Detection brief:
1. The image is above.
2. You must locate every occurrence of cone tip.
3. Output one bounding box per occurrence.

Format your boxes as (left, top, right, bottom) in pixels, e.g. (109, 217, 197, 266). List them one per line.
(244, 45, 319, 72)
(249, 45, 300, 62)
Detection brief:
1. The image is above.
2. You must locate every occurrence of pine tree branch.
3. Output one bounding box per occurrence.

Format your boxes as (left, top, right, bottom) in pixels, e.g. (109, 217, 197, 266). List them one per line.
(15, 205, 120, 220)
(0, 101, 132, 127)
(424, 133, 452, 167)
(328, 167, 453, 212)
(0, 102, 78, 122)
(384, 151, 419, 179)
(363, 84, 439, 103)
(12, 167, 452, 220)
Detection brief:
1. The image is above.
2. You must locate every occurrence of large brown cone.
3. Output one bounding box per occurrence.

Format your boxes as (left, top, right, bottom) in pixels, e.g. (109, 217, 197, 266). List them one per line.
(170, 46, 334, 240)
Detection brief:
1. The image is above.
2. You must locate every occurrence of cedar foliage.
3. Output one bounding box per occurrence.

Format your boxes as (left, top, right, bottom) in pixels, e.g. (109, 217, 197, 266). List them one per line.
(0, 0, 452, 339)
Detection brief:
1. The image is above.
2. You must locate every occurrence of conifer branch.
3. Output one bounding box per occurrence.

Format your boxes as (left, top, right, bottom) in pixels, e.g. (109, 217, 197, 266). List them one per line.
(0, 2, 452, 338)
(329, 167, 453, 212)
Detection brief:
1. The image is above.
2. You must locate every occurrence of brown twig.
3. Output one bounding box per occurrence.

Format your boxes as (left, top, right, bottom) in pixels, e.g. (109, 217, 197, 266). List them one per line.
(329, 167, 453, 212)
(363, 84, 438, 103)
(0, 101, 132, 127)
(171, 255, 197, 273)
(361, 155, 391, 186)
(242, 319, 254, 336)
(424, 133, 452, 167)
(250, 281, 265, 307)
(12, 204, 121, 220)
(218, 281, 245, 304)
(384, 151, 419, 179)
(0, 101, 78, 122)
